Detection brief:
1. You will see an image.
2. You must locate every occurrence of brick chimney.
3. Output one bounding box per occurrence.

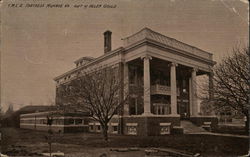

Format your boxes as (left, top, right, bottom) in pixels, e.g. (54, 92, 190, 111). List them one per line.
(104, 30, 112, 53)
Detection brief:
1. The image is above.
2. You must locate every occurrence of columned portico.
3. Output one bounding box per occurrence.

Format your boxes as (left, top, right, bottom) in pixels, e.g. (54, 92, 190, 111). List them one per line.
(142, 54, 152, 115)
(191, 68, 198, 116)
(170, 62, 178, 115)
(55, 28, 218, 136)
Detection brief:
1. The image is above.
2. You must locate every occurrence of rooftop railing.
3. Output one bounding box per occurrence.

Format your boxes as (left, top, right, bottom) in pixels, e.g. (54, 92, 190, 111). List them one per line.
(123, 28, 212, 60)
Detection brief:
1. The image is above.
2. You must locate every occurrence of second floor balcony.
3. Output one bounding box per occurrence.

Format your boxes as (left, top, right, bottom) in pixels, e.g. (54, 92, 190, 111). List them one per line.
(151, 84, 180, 96)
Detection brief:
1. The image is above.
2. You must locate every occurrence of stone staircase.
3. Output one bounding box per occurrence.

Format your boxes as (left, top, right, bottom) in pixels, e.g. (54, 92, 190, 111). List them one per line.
(181, 120, 208, 134)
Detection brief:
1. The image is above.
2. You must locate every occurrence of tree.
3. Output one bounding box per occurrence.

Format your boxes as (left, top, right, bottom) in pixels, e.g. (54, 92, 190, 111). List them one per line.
(208, 46, 249, 132)
(58, 66, 127, 141)
(5, 103, 14, 117)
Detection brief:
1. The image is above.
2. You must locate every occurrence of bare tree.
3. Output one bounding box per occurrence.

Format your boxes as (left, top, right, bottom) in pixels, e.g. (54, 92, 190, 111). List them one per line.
(207, 46, 249, 132)
(58, 66, 127, 141)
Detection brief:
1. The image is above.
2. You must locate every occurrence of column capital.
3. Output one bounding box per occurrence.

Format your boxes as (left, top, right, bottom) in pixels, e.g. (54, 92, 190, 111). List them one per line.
(121, 58, 126, 64)
(206, 72, 214, 78)
(170, 62, 178, 67)
(192, 67, 198, 72)
(141, 54, 152, 60)
(208, 71, 214, 76)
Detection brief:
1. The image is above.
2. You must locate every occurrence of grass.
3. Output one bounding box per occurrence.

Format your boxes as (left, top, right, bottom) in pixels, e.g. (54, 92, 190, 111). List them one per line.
(0, 127, 249, 156)
(213, 124, 247, 135)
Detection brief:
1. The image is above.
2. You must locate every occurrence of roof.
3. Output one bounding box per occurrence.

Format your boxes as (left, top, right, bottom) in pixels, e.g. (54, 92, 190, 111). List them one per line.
(74, 56, 95, 64)
(54, 27, 214, 81)
(54, 47, 124, 81)
(18, 105, 56, 113)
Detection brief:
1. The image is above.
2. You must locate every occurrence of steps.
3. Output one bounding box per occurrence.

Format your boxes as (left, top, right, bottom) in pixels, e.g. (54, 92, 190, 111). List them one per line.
(181, 120, 208, 134)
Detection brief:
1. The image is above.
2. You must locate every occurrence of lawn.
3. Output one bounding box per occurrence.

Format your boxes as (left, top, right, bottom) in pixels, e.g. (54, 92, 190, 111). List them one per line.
(213, 124, 247, 135)
(0, 127, 249, 156)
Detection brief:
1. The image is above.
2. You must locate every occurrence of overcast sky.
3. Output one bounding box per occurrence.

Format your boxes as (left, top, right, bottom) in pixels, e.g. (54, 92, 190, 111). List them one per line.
(1, 0, 248, 111)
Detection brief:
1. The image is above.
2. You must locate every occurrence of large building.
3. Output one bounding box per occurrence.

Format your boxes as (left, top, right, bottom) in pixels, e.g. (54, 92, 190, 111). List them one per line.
(54, 28, 218, 136)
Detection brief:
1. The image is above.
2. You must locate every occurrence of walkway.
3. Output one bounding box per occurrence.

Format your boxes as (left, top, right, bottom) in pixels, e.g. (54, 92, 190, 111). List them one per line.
(181, 120, 249, 139)
(180, 120, 208, 134)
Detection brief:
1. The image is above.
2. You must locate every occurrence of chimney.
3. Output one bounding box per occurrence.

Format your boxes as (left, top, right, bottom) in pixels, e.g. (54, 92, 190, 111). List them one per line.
(104, 30, 112, 53)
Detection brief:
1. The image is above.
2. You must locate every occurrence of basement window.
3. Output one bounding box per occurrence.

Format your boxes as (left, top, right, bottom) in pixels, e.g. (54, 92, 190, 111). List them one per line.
(126, 123, 138, 135)
(159, 123, 171, 135)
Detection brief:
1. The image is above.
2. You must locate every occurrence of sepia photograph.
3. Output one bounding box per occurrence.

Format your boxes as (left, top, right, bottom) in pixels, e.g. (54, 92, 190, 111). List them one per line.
(0, 0, 249, 156)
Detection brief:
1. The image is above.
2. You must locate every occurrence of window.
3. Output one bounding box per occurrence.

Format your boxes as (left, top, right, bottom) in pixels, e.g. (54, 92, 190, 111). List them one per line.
(97, 125, 101, 131)
(89, 123, 94, 131)
(56, 119, 63, 125)
(75, 119, 83, 125)
(112, 125, 118, 134)
(182, 79, 186, 88)
(129, 67, 137, 85)
(113, 126, 118, 132)
(84, 120, 89, 125)
(129, 98, 136, 115)
(66, 119, 74, 125)
(89, 125, 94, 130)
(129, 97, 141, 115)
(42, 119, 47, 124)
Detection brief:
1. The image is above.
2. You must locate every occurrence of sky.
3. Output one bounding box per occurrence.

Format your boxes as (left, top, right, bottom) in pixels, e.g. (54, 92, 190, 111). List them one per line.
(1, 0, 249, 111)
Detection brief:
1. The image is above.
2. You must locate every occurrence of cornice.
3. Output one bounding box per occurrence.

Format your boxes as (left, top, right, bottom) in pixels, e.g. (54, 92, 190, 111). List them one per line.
(124, 38, 215, 66)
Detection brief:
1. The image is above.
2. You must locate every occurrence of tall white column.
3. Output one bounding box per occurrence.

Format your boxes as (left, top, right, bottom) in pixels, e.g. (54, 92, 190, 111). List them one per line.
(123, 62, 129, 115)
(142, 55, 152, 115)
(170, 62, 178, 115)
(208, 72, 216, 115)
(208, 72, 214, 100)
(189, 78, 193, 116)
(191, 68, 198, 116)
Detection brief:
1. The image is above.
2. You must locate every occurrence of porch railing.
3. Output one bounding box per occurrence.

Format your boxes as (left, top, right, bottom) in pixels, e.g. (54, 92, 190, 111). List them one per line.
(152, 103, 170, 115)
(151, 84, 180, 96)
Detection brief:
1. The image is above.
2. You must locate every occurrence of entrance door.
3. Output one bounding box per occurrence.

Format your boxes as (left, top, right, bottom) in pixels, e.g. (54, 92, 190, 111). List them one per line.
(177, 101, 189, 119)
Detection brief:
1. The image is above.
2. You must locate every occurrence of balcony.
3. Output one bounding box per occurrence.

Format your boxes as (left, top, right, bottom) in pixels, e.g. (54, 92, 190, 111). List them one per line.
(151, 84, 170, 95)
(151, 84, 180, 96)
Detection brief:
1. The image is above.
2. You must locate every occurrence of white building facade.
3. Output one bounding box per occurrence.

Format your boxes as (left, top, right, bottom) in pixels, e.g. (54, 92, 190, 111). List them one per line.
(54, 28, 218, 136)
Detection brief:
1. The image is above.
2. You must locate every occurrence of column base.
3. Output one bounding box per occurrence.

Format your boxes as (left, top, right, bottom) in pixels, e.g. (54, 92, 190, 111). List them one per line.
(142, 112, 154, 116)
(168, 114, 180, 117)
